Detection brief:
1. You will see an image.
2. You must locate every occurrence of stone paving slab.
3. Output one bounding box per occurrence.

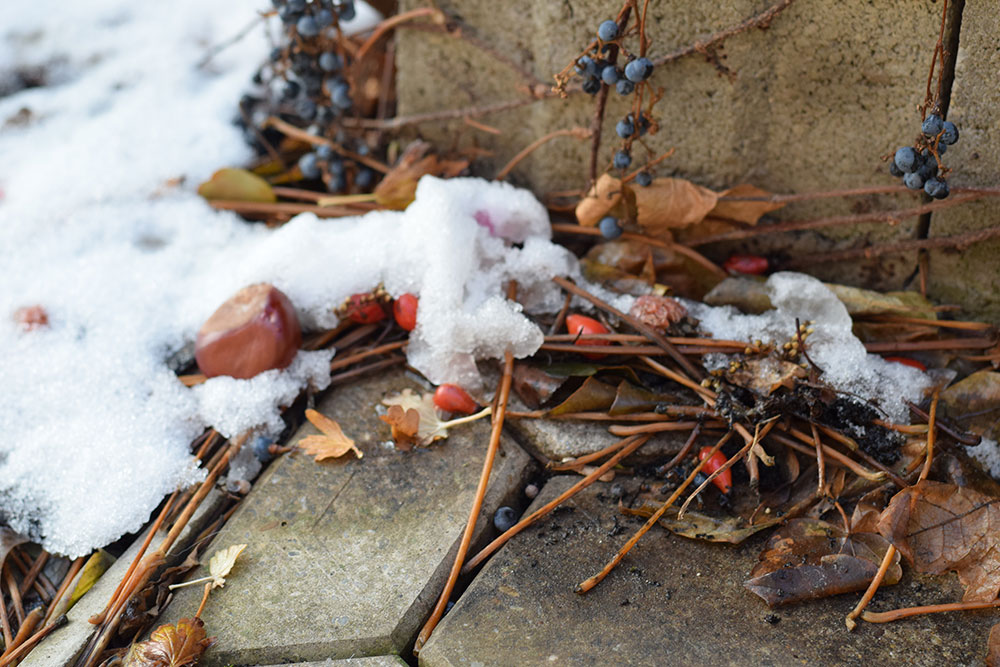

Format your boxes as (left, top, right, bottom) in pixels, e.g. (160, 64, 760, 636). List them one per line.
(159, 370, 534, 666)
(274, 656, 408, 666)
(925, 0, 1000, 321)
(420, 476, 992, 666)
(22, 489, 228, 667)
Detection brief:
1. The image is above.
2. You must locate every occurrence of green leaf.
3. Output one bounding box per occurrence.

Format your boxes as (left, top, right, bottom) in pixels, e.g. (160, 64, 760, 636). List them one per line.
(197, 168, 277, 203)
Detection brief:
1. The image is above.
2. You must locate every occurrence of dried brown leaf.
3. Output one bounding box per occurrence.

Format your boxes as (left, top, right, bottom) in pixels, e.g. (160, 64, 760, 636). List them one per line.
(197, 168, 276, 203)
(727, 357, 806, 396)
(208, 544, 247, 589)
(382, 389, 472, 447)
(123, 617, 213, 667)
(988, 623, 1000, 667)
(511, 364, 566, 410)
(298, 409, 362, 461)
(745, 518, 900, 607)
(633, 177, 718, 237)
(710, 184, 785, 224)
(379, 404, 421, 451)
(941, 370, 1000, 440)
(576, 174, 626, 227)
(878, 480, 1000, 602)
(373, 141, 469, 210)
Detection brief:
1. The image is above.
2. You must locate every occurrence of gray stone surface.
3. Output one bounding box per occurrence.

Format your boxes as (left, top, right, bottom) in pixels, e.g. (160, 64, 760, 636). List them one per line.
(925, 0, 1000, 321)
(506, 414, 688, 462)
(22, 489, 228, 667)
(395, 1, 945, 292)
(274, 657, 407, 666)
(159, 370, 534, 666)
(420, 476, 992, 666)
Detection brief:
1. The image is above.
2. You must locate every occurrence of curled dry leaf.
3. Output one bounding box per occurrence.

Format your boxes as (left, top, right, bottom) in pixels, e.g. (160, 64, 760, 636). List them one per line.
(197, 167, 276, 203)
(878, 480, 1000, 602)
(381, 388, 491, 448)
(632, 177, 718, 237)
(123, 617, 213, 667)
(708, 184, 786, 225)
(621, 502, 780, 544)
(576, 174, 627, 227)
(298, 409, 363, 461)
(745, 518, 900, 607)
(373, 141, 470, 210)
(380, 404, 421, 451)
(727, 357, 807, 396)
(511, 363, 566, 410)
(208, 544, 247, 589)
(628, 295, 687, 333)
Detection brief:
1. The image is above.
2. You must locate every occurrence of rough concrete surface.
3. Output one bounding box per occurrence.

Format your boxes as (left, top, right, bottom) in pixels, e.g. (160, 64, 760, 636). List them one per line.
(274, 657, 408, 666)
(395, 1, 949, 292)
(158, 370, 534, 666)
(419, 476, 992, 666)
(925, 0, 1000, 321)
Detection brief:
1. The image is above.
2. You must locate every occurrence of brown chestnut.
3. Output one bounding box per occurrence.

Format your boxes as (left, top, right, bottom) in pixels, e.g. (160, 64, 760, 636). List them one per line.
(195, 283, 302, 379)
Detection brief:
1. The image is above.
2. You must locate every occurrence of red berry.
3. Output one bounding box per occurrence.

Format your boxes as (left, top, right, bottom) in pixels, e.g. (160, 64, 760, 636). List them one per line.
(723, 254, 769, 276)
(345, 293, 386, 324)
(393, 293, 418, 331)
(565, 314, 610, 360)
(433, 384, 479, 415)
(698, 446, 732, 494)
(195, 283, 301, 379)
(884, 356, 927, 372)
(13, 305, 48, 332)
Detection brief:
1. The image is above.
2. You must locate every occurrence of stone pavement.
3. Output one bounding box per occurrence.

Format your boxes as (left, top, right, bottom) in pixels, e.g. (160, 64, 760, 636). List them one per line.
(419, 477, 992, 666)
(157, 369, 534, 666)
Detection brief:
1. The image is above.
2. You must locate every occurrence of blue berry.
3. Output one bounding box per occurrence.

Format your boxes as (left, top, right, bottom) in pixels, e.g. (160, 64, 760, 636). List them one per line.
(295, 98, 317, 120)
(615, 117, 635, 139)
(921, 114, 943, 137)
(298, 152, 321, 179)
(296, 15, 319, 37)
(635, 171, 652, 187)
(916, 158, 938, 181)
(893, 147, 918, 174)
(328, 158, 345, 176)
(316, 144, 334, 161)
(924, 177, 949, 199)
(319, 52, 341, 72)
(624, 57, 654, 83)
(283, 80, 302, 100)
(327, 172, 346, 192)
(315, 8, 334, 28)
(941, 121, 959, 145)
(637, 114, 650, 136)
(337, 1, 356, 21)
(355, 168, 376, 189)
(493, 506, 517, 532)
(615, 79, 635, 95)
(613, 150, 632, 170)
(576, 56, 599, 77)
(331, 81, 352, 109)
(935, 141, 947, 155)
(598, 20, 619, 41)
(582, 76, 601, 95)
(888, 160, 903, 177)
(250, 434, 276, 462)
(601, 66, 620, 85)
(903, 171, 924, 190)
(288, 0, 306, 10)
(599, 216, 623, 239)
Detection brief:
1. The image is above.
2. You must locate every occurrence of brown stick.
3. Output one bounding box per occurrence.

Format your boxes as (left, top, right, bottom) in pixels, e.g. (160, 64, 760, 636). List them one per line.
(811, 423, 827, 497)
(496, 128, 591, 181)
(4, 566, 24, 625)
(42, 557, 84, 628)
(263, 117, 391, 173)
(576, 431, 734, 593)
(329, 341, 406, 372)
(855, 314, 993, 331)
(678, 428, 761, 518)
(864, 337, 995, 353)
(329, 355, 405, 384)
(207, 200, 364, 219)
(16, 551, 50, 599)
(354, 7, 444, 65)
(0, 615, 67, 667)
(544, 333, 751, 348)
(609, 420, 721, 436)
(462, 435, 651, 575)
(861, 599, 1000, 623)
(414, 346, 515, 653)
(0, 607, 42, 662)
(540, 343, 666, 356)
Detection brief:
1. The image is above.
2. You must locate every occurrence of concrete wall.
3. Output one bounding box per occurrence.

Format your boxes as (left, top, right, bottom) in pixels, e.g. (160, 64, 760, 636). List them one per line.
(395, 0, 998, 318)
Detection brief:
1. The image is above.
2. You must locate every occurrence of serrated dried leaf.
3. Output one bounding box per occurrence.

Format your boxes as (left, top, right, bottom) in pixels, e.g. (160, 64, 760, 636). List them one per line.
(208, 544, 247, 589)
(197, 168, 276, 203)
(633, 177, 718, 237)
(373, 141, 469, 210)
(878, 480, 1000, 602)
(379, 404, 421, 451)
(123, 617, 213, 667)
(298, 409, 362, 461)
(576, 174, 626, 227)
(382, 389, 451, 445)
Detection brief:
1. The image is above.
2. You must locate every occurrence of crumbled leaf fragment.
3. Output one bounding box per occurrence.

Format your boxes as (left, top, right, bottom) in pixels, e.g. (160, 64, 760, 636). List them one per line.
(196, 168, 276, 203)
(878, 480, 1000, 602)
(373, 141, 469, 210)
(123, 617, 213, 667)
(208, 544, 247, 589)
(379, 404, 421, 451)
(298, 409, 362, 460)
(382, 389, 451, 445)
(576, 174, 626, 227)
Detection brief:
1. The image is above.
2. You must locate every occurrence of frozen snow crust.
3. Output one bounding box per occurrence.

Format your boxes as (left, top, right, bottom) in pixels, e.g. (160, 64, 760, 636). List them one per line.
(686, 273, 932, 424)
(0, 1, 575, 556)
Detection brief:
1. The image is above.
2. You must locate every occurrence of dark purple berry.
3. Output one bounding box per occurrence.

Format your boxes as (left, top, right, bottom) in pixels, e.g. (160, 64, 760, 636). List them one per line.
(921, 114, 943, 137)
(893, 147, 918, 174)
(941, 121, 959, 145)
(924, 177, 949, 199)
(493, 506, 517, 532)
(598, 20, 619, 41)
(599, 216, 623, 239)
(624, 57, 654, 83)
(615, 79, 635, 95)
(613, 150, 631, 170)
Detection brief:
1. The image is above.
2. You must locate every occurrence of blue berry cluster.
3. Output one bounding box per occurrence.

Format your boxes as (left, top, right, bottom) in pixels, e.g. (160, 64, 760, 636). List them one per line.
(573, 18, 654, 97)
(889, 113, 959, 199)
(238, 0, 381, 194)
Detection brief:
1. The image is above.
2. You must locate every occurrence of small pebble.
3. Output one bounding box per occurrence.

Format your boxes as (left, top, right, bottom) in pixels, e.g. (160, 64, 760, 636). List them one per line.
(524, 483, 539, 499)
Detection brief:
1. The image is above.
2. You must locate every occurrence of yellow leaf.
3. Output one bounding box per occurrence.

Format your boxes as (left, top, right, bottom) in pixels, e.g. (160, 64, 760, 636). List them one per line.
(633, 177, 718, 236)
(67, 549, 115, 607)
(207, 544, 247, 589)
(197, 168, 276, 203)
(123, 617, 213, 667)
(575, 174, 625, 227)
(298, 409, 362, 460)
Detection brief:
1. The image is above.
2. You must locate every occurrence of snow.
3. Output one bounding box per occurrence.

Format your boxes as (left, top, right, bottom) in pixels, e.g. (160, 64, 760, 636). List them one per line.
(970, 438, 1000, 479)
(686, 272, 932, 423)
(0, 1, 579, 557)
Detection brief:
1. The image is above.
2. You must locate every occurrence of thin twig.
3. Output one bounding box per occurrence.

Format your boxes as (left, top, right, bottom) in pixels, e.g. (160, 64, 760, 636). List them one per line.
(339, 94, 559, 131)
(496, 127, 591, 181)
(355, 7, 444, 65)
(862, 599, 1000, 623)
(263, 116, 390, 173)
(0, 615, 67, 667)
(678, 427, 761, 518)
(329, 341, 406, 372)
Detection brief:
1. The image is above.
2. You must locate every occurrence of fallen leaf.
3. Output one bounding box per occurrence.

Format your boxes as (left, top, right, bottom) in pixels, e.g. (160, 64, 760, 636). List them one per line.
(208, 544, 247, 589)
(941, 370, 1000, 440)
(298, 409, 362, 460)
(373, 141, 469, 210)
(621, 503, 780, 544)
(548, 377, 618, 416)
(197, 168, 276, 203)
(826, 284, 937, 319)
(708, 184, 785, 224)
(379, 404, 421, 450)
(608, 381, 676, 416)
(727, 357, 807, 396)
(633, 177, 718, 237)
(511, 364, 566, 410)
(382, 388, 484, 447)
(0, 527, 27, 572)
(576, 174, 627, 227)
(68, 549, 115, 607)
(745, 518, 900, 607)
(123, 617, 213, 667)
(878, 480, 1000, 602)
(703, 277, 773, 314)
(988, 623, 1000, 667)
